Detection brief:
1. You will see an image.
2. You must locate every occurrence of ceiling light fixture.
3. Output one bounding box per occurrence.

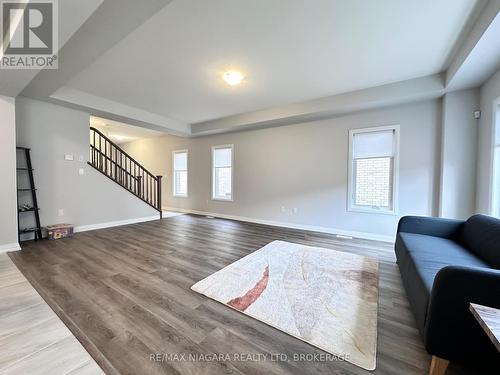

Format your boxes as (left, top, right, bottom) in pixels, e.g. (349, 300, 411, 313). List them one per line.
(110, 134, 127, 142)
(222, 70, 243, 86)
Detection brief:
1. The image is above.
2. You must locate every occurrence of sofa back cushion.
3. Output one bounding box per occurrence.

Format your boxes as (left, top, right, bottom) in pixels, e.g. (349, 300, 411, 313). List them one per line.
(460, 214, 500, 269)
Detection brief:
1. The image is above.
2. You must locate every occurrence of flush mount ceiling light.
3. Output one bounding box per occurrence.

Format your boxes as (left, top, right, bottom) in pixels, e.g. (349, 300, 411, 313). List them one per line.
(222, 70, 244, 86)
(109, 134, 127, 142)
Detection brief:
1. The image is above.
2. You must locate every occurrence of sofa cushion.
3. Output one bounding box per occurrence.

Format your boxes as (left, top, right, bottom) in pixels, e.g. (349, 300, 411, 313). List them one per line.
(395, 232, 488, 334)
(459, 214, 500, 269)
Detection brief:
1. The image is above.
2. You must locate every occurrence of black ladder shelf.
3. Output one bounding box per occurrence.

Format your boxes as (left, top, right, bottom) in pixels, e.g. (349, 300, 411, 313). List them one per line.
(16, 147, 42, 241)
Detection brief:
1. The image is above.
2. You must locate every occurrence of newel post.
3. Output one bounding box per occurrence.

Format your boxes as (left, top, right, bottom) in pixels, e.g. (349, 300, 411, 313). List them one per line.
(157, 175, 162, 219)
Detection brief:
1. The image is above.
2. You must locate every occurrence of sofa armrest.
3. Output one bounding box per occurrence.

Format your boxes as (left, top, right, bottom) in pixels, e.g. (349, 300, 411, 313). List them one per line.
(397, 216, 464, 239)
(424, 265, 500, 364)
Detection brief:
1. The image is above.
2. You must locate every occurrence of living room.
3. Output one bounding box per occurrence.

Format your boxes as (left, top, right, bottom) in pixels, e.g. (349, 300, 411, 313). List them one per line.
(1, 1, 500, 374)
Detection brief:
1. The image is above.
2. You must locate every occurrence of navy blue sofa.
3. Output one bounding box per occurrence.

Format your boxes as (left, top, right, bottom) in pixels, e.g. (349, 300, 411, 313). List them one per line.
(395, 214, 500, 367)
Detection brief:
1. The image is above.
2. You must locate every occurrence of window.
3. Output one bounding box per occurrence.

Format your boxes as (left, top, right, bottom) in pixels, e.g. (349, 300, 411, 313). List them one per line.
(172, 150, 188, 197)
(348, 126, 399, 214)
(493, 104, 500, 217)
(212, 145, 233, 201)
(494, 140, 500, 217)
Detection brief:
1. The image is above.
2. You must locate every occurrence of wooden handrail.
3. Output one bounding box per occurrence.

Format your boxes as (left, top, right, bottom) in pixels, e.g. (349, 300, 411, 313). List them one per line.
(88, 127, 162, 216)
(90, 127, 157, 179)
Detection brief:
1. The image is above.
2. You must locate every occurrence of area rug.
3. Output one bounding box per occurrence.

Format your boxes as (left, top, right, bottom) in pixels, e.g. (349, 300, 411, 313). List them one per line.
(191, 240, 379, 370)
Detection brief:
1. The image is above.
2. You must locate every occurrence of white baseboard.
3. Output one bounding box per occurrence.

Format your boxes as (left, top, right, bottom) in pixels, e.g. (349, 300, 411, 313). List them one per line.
(163, 207, 395, 243)
(74, 215, 160, 233)
(162, 211, 184, 218)
(0, 242, 21, 254)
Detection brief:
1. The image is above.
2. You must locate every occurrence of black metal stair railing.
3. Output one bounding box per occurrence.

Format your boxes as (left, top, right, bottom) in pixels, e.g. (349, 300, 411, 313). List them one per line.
(88, 127, 162, 218)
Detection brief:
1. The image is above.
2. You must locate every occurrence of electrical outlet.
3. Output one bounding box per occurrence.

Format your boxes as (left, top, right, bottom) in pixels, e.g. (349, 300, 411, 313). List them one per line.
(293, 207, 298, 214)
(58, 209, 64, 216)
(79, 168, 85, 175)
(280, 206, 286, 213)
(64, 154, 74, 161)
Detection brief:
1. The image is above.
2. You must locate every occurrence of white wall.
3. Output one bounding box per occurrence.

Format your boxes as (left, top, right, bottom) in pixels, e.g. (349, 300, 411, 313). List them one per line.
(439, 88, 479, 219)
(124, 99, 442, 240)
(15, 97, 159, 232)
(0, 95, 19, 251)
(476, 68, 500, 214)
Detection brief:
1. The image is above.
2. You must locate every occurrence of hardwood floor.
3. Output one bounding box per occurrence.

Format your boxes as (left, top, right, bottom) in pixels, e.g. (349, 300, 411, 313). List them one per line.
(0, 253, 103, 375)
(8, 214, 476, 374)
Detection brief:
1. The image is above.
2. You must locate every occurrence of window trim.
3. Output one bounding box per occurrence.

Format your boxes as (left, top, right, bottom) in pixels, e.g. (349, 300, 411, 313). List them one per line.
(347, 125, 400, 215)
(490, 99, 500, 217)
(211, 144, 234, 202)
(172, 149, 188, 198)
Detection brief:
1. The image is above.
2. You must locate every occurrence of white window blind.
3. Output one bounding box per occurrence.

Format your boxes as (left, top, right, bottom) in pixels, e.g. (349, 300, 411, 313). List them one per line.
(352, 130, 395, 159)
(173, 150, 188, 197)
(349, 127, 398, 213)
(212, 146, 233, 200)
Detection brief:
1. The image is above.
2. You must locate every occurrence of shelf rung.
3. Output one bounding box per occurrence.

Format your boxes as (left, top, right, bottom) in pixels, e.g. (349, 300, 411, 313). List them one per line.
(19, 227, 41, 233)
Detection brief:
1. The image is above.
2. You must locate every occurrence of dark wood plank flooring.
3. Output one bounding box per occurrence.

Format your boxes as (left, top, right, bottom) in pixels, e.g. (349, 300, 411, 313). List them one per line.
(9, 215, 476, 374)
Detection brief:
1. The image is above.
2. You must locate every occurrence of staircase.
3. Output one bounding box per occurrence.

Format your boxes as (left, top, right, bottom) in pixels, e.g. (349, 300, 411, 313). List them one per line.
(88, 127, 162, 218)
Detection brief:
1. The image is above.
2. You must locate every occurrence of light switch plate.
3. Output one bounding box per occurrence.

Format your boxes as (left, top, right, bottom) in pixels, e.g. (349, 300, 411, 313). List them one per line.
(79, 168, 85, 175)
(64, 154, 74, 161)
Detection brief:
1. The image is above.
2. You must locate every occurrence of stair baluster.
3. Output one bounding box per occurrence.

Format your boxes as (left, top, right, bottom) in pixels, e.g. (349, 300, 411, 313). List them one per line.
(88, 127, 162, 218)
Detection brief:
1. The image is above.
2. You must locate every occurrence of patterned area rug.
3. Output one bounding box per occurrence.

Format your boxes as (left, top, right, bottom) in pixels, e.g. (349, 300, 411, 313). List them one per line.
(191, 240, 379, 370)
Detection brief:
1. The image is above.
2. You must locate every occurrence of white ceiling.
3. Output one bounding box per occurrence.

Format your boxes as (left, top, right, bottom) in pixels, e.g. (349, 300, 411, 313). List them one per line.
(90, 116, 164, 144)
(0, 0, 103, 96)
(447, 11, 500, 90)
(64, 0, 479, 124)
